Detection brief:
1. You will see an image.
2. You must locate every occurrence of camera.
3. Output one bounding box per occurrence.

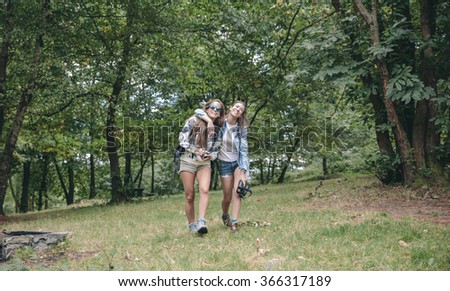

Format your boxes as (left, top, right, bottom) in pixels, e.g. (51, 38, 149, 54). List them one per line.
(236, 180, 252, 198)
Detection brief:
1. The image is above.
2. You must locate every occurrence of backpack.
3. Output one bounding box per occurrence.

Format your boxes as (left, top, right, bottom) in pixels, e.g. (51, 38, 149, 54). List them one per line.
(173, 145, 185, 177)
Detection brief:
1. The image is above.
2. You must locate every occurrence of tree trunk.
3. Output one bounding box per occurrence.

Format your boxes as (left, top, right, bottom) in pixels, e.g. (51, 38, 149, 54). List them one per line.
(0, 106, 4, 140)
(353, 0, 414, 185)
(106, 103, 124, 203)
(38, 154, 49, 211)
(367, 90, 395, 156)
(413, 101, 428, 169)
(271, 158, 276, 181)
(133, 153, 149, 188)
(259, 159, 264, 184)
(0, 93, 32, 215)
(277, 163, 289, 184)
(19, 160, 31, 213)
(322, 156, 329, 176)
(106, 1, 136, 203)
(0, 0, 13, 140)
(0, 0, 49, 215)
(67, 158, 74, 205)
(446, 114, 450, 166)
(278, 155, 292, 184)
(8, 176, 18, 213)
(88, 122, 97, 199)
(151, 153, 155, 194)
(89, 153, 96, 199)
(266, 157, 272, 183)
(379, 65, 414, 185)
(420, 0, 440, 170)
(124, 152, 132, 197)
(53, 158, 69, 202)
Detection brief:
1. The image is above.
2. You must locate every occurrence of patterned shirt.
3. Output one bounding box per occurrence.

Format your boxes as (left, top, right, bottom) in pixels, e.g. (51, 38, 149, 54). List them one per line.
(178, 115, 221, 163)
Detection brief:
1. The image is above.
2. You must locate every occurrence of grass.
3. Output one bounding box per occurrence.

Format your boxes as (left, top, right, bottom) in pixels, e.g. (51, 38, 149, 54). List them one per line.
(0, 176, 449, 271)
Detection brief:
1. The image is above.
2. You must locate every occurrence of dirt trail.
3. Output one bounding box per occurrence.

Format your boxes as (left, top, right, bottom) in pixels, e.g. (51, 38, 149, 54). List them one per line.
(305, 183, 450, 225)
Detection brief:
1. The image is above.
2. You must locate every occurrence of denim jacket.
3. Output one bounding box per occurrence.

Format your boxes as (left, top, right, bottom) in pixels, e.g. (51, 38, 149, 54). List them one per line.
(223, 121, 251, 179)
(195, 109, 251, 179)
(178, 115, 220, 161)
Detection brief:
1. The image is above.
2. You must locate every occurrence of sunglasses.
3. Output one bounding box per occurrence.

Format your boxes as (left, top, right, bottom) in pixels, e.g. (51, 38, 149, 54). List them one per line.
(209, 105, 223, 112)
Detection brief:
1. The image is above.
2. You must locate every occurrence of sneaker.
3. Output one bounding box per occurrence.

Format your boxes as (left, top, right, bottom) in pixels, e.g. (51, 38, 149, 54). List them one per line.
(196, 218, 208, 235)
(188, 222, 197, 233)
(222, 214, 231, 227)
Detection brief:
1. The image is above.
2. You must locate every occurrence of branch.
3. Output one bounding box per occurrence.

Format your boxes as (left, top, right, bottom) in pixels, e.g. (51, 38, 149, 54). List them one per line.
(270, 9, 336, 72)
(80, 0, 115, 57)
(35, 91, 107, 118)
(276, 7, 301, 61)
(352, 0, 373, 26)
(250, 98, 269, 126)
(37, 93, 83, 118)
(133, 154, 149, 185)
(353, 0, 381, 45)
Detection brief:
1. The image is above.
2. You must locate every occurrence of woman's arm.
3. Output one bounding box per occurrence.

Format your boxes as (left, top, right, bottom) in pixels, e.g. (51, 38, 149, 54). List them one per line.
(195, 108, 214, 136)
(238, 127, 250, 180)
(178, 116, 199, 154)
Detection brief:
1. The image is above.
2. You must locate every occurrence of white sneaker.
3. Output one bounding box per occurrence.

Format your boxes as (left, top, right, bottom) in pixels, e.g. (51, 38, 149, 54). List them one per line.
(196, 218, 208, 235)
(188, 222, 197, 233)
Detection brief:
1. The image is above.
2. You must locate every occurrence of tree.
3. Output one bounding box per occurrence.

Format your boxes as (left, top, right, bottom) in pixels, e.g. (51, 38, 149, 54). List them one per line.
(290, 0, 449, 185)
(352, 0, 414, 185)
(0, 0, 50, 215)
(350, 0, 449, 185)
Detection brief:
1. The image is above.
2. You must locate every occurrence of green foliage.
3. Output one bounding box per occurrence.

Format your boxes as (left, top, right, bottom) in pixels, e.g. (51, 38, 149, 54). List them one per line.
(386, 65, 436, 104)
(152, 160, 184, 195)
(365, 152, 402, 184)
(367, 45, 394, 60)
(2, 0, 450, 215)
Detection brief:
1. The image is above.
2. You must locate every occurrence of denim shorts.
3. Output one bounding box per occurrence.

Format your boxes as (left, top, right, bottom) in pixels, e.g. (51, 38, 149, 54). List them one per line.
(218, 160, 239, 177)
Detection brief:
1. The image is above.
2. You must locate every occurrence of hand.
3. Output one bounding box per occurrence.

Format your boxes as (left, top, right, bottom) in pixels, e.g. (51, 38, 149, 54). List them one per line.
(201, 151, 211, 161)
(202, 155, 212, 161)
(239, 170, 247, 183)
(195, 148, 205, 156)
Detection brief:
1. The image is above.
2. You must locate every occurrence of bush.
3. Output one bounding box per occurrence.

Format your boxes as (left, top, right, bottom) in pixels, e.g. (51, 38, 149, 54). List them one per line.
(365, 152, 402, 184)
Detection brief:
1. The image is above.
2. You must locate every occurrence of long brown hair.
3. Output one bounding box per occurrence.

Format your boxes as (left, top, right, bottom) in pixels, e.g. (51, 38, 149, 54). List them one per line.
(231, 101, 249, 128)
(192, 99, 226, 148)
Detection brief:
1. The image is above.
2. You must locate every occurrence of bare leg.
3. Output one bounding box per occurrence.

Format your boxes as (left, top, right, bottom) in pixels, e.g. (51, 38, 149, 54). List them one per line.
(195, 166, 211, 220)
(180, 171, 196, 224)
(231, 168, 243, 222)
(221, 175, 234, 213)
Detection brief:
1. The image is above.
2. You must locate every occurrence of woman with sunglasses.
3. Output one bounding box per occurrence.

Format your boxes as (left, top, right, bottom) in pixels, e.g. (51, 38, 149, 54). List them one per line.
(195, 101, 250, 232)
(178, 99, 225, 235)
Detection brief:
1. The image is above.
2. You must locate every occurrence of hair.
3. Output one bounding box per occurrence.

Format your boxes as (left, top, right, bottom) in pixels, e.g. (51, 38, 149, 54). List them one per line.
(204, 99, 226, 127)
(192, 99, 226, 149)
(230, 101, 250, 128)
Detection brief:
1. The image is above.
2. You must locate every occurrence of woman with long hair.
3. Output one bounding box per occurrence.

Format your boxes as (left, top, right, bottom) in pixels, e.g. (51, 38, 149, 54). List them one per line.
(178, 99, 225, 235)
(196, 101, 250, 232)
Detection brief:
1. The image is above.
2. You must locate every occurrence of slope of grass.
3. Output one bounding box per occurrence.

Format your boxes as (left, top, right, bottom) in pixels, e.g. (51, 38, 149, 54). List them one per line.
(0, 176, 448, 271)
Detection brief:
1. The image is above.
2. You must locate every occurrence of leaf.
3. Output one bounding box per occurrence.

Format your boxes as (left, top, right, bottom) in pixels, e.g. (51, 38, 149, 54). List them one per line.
(402, 92, 412, 104)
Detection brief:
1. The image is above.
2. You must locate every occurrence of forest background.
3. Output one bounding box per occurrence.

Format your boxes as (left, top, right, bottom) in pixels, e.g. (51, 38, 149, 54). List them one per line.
(0, 0, 449, 216)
